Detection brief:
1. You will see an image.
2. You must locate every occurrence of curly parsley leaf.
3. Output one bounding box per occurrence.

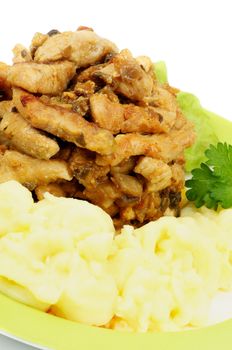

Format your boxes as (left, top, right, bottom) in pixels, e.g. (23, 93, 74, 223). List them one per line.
(186, 143, 232, 209)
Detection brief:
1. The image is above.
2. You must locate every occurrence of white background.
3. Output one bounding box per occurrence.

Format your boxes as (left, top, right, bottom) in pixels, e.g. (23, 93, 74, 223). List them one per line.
(0, 0, 231, 348)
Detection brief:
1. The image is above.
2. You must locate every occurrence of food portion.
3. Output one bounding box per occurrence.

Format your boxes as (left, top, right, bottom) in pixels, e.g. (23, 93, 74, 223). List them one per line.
(0, 181, 231, 332)
(0, 27, 195, 228)
(0, 27, 231, 335)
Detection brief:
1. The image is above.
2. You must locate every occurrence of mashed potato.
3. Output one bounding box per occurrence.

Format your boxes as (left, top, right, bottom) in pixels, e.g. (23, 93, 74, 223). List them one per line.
(0, 181, 231, 332)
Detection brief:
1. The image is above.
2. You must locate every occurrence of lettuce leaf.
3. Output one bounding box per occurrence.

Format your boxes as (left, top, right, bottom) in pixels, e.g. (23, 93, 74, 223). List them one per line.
(153, 61, 168, 84)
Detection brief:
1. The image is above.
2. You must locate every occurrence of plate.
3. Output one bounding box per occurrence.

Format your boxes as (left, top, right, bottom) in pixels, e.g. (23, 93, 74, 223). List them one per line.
(0, 111, 232, 350)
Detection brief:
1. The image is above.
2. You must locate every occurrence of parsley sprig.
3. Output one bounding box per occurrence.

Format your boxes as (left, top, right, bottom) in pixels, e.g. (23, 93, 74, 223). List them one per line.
(186, 143, 232, 209)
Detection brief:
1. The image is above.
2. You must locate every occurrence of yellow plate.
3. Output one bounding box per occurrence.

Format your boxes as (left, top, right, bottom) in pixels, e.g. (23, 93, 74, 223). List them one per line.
(0, 111, 232, 350)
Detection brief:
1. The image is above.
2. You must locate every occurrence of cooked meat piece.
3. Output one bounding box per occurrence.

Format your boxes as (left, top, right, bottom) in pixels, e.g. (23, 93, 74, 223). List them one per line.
(120, 206, 136, 223)
(95, 49, 153, 101)
(110, 157, 136, 175)
(34, 30, 118, 66)
(122, 105, 176, 133)
(172, 110, 187, 130)
(84, 179, 121, 211)
(12, 44, 32, 63)
(96, 118, 195, 166)
(31, 32, 49, 47)
(170, 163, 185, 191)
(115, 194, 140, 209)
(96, 133, 160, 166)
(13, 88, 114, 155)
(134, 157, 172, 192)
(0, 150, 72, 190)
(0, 101, 13, 118)
(0, 112, 59, 159)
(90, 94, 176, 134)
(145, 84, 177, 110)
(0, 132, 10, 147)
(133, 191, 162, 223)
(111, 173, 143, 197)
(98, 86, 119, 103)
(135, 55, 156, 83)
(114, 190, 166, 227)
(61, 91, 77, 100)
(71, 96, 89, 116)
(8, 61, 76, 95)
(155, 118, 195, 162)
(77, 63, 107, 82)
(90, 94, 124, 133)
(136, 56, 154, 74)
(30, 32, 49, 57)
(69, 147, 110, 188)
(74, 81, 95, 96)
(0, 101, 14, 146)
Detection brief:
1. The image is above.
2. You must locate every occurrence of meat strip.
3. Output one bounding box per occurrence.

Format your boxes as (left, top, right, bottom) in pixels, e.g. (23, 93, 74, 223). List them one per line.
(134, 157, 172, 192)
(144, 84, 178, 111)
(0, 150, 72, 190)
(96, 118, 195, 166)
(13, 88, 115, 155)
(0, 112, 60, 159)
(90, 93, 176, 134)
(8, 61, 76, 95)
(34, 30, 118, 66)
(111, 173, 143, 197)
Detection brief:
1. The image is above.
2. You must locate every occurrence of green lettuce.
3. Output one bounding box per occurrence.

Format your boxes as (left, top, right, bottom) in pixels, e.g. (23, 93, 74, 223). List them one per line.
(177, 92, 219, 172)
(154, 62, 219, 172)
(153, 61, 168, 84)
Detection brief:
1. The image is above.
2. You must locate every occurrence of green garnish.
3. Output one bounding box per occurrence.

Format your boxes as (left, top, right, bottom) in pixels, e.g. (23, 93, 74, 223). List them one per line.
(186, 142, 232, 209)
